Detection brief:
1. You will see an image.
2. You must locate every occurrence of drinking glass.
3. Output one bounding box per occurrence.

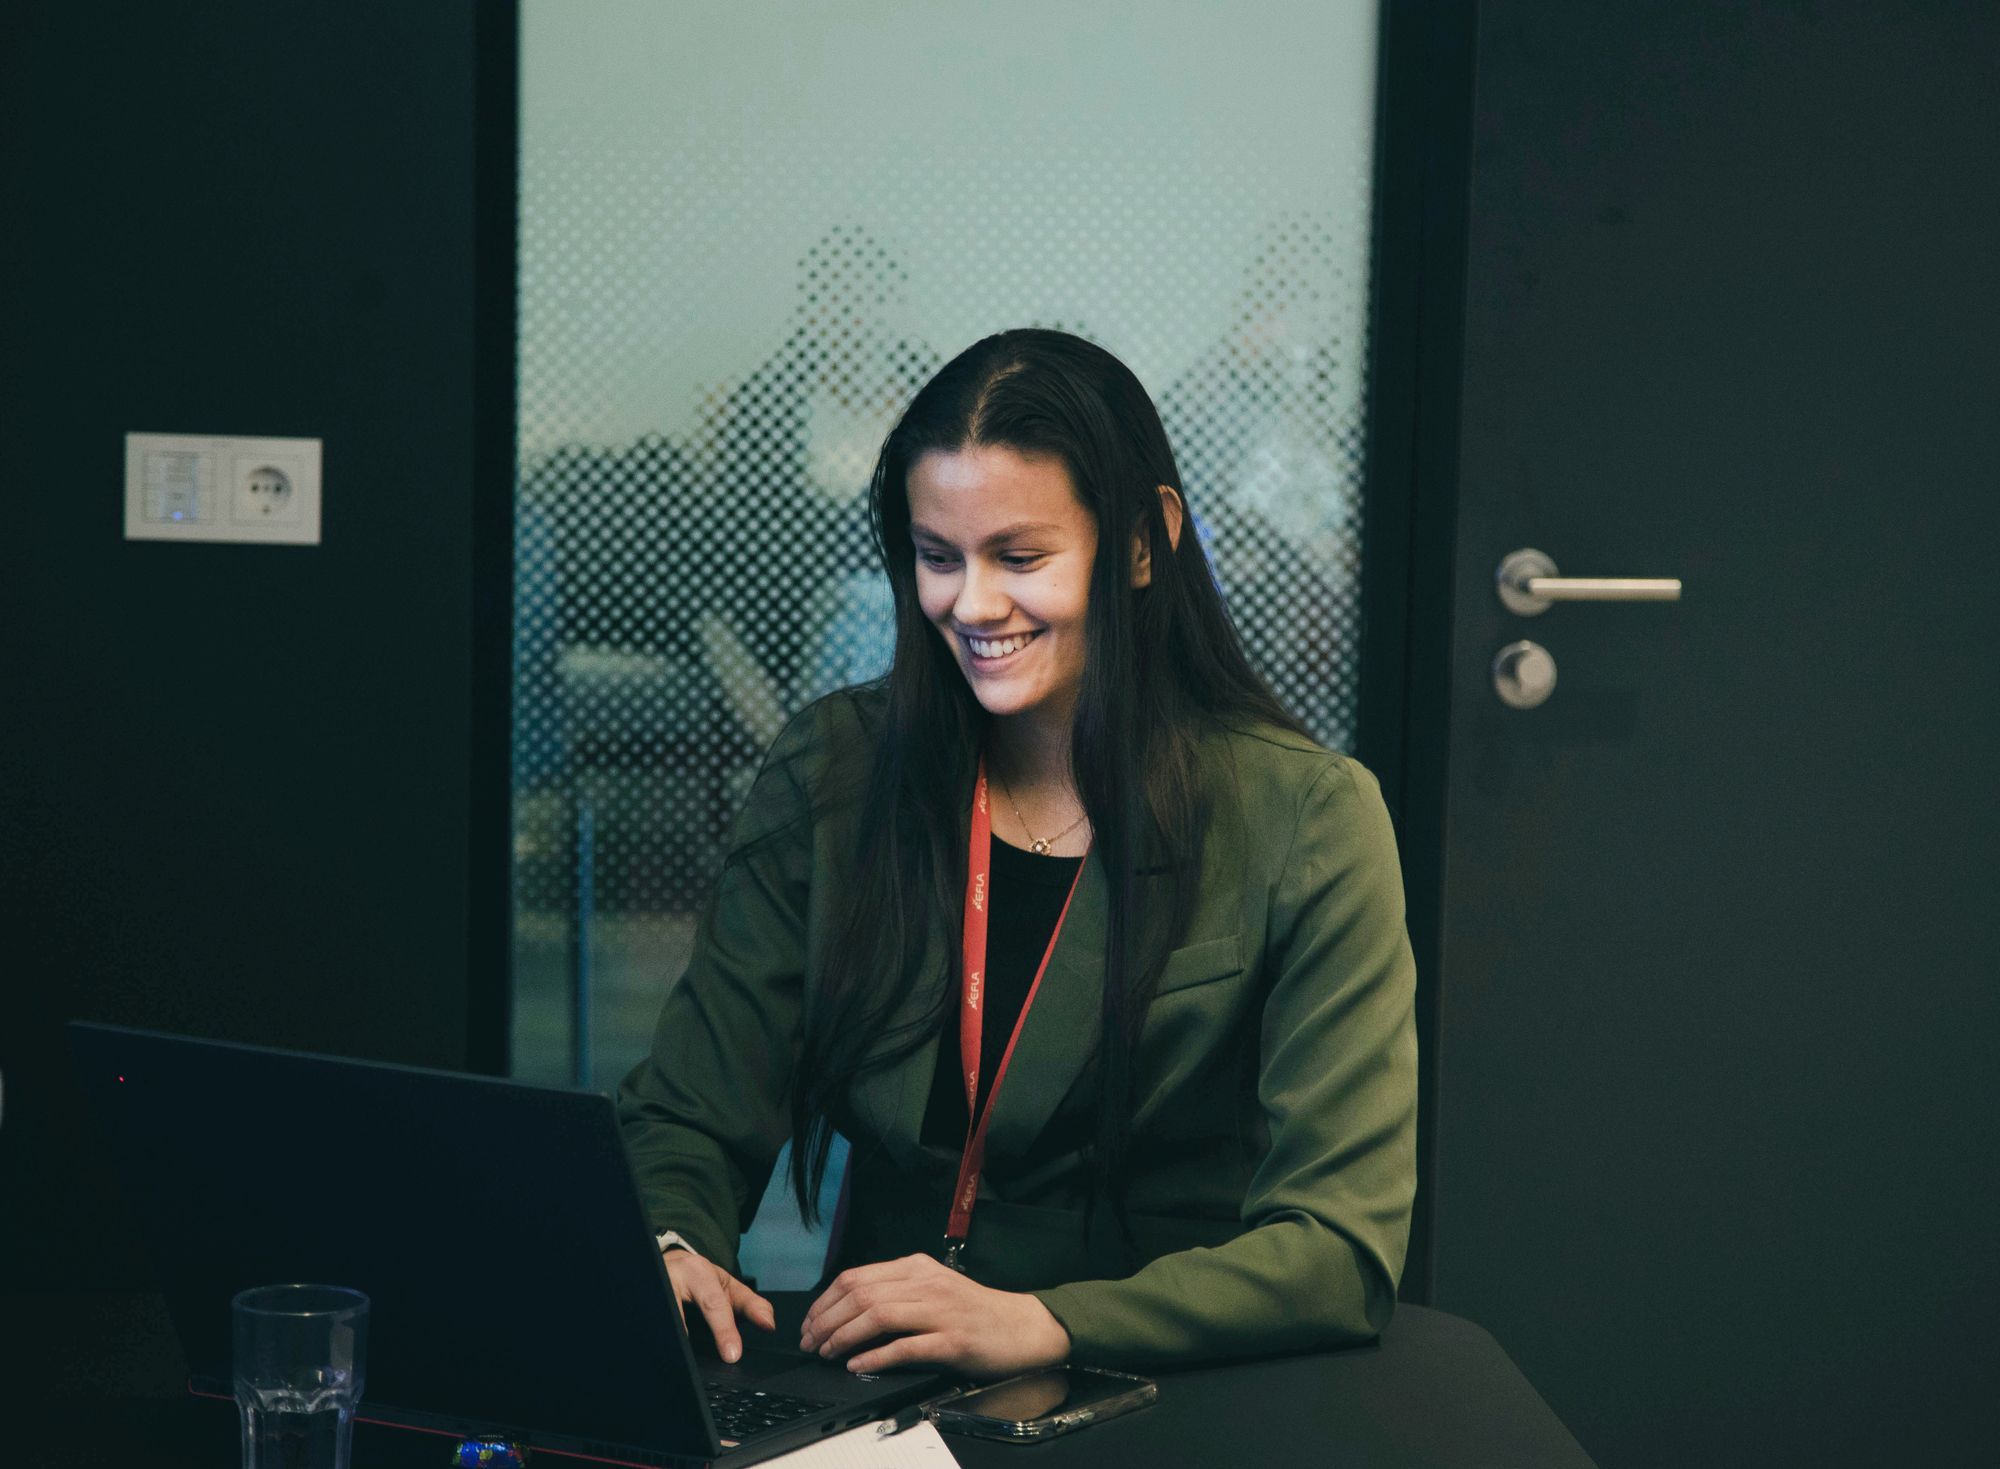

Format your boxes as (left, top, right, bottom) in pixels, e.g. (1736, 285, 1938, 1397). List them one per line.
(232, 1284, 369, 1469)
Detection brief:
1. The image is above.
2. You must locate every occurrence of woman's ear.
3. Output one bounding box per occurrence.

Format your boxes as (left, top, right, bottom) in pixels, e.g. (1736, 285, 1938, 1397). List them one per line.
(1130, 484, 1187, 588)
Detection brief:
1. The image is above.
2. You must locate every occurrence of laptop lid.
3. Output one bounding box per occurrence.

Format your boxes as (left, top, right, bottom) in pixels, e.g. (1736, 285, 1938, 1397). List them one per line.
(69, 1022, 726, 1465)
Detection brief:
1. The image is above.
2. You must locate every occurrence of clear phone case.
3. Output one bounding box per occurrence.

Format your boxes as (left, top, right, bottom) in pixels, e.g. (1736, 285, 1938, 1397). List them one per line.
(928, 1367, 1158, 1442)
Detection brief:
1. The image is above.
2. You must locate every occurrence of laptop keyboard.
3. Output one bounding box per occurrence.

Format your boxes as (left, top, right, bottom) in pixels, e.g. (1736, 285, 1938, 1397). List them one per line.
(706, 1385, 834, 1444)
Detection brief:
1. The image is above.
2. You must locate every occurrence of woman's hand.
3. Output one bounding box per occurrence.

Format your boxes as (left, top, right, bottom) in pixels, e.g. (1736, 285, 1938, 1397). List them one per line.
(799, 1253, 1071, 1378)
(663, 1248, 776, 1363)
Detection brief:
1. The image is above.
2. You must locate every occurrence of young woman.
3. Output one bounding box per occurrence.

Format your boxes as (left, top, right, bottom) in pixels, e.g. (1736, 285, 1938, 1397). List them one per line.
(617, 329, 1416, 1378)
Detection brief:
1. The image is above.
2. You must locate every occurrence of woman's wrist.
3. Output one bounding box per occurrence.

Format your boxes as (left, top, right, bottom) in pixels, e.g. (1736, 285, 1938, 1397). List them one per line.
(1016, 1291, 1073, 1367)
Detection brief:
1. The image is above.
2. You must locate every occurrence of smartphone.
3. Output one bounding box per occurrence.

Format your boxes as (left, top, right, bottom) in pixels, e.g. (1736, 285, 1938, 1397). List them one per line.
(928, 1366, 1157, 1441)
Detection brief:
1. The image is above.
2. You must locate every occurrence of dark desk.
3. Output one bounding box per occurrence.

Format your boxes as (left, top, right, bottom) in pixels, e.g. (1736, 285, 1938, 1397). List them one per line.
(940, 1306, 1593, 1469)
(11, 1291, 1593, 1469)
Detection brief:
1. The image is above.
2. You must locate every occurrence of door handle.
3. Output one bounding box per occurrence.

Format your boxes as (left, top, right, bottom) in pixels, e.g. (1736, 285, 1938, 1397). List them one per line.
(1496, 548, 1683, 616)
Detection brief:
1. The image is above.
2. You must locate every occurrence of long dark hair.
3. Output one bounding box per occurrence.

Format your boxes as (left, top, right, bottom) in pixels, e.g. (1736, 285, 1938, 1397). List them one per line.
(789, 328, 1305, 1221)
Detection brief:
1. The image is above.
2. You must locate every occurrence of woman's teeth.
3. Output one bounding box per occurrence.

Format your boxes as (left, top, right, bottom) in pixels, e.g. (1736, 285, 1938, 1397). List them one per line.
(968, 632, 1038, 660)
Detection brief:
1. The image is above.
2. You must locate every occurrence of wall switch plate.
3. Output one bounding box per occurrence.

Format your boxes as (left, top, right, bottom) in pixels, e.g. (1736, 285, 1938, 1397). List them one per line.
(124, 433, 322, 545)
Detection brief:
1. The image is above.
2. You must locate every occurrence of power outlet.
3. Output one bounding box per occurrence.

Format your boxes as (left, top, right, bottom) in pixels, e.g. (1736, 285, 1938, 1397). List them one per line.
(232, 459, 303, 524)
(125, 433, 322, 544)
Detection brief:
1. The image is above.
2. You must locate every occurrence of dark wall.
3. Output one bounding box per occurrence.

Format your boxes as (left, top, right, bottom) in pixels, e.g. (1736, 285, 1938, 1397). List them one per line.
(0, 1, 508, 1290)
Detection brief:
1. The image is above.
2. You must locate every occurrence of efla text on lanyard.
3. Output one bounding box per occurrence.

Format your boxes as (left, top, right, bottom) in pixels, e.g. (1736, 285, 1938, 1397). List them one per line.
(944, 758, 1089, 1272)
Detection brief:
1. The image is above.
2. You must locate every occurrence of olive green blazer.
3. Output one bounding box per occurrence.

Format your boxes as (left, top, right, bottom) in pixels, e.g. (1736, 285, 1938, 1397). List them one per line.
(616, 689, 1417, 1369)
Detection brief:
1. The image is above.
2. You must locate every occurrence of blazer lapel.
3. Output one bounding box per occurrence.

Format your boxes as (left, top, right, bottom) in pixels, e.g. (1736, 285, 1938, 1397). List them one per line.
(982, 849, 1106, 1162)
(843, 835, 1112, 1172)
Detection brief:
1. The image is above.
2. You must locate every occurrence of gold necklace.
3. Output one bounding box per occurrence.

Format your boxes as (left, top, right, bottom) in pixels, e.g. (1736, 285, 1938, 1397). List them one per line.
(992, 767, 1089, 855)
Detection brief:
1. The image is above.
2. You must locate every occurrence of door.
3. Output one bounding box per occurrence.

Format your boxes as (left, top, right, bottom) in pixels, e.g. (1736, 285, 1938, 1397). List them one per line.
(1424, 4, 1999, 1466)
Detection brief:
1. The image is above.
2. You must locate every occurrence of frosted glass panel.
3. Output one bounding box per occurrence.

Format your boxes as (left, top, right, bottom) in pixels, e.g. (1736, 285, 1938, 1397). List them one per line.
(515, 0, 1380, 1283)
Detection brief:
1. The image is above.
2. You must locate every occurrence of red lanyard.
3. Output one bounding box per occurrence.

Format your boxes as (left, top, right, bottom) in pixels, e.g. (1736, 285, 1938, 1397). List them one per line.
(944, 758, 1088, 1270)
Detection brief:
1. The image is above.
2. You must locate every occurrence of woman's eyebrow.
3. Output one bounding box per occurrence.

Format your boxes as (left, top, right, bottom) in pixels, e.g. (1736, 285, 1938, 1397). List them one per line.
(910, 521, 1063, 548)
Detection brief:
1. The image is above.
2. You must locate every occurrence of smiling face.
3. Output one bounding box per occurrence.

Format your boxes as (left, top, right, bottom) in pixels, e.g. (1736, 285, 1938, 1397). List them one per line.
(907, 444, 1099, 732)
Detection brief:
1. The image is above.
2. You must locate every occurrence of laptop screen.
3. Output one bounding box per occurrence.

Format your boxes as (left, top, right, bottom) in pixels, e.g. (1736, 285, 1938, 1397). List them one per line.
(70, 1023, 717, 1464)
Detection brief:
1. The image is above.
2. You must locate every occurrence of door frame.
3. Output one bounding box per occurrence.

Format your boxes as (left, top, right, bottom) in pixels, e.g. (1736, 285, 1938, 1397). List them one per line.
(1354, 0, 1478, 1305)
(471, 0, 521, 1079)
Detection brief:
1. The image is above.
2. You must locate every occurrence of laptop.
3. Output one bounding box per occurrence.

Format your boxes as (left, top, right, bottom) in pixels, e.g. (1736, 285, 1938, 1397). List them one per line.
(68, 1022, 948, 1468)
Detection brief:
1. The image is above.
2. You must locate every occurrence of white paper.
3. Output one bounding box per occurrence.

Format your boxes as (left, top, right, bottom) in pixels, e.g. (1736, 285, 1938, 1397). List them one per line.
(760, 1417, 960, 1469)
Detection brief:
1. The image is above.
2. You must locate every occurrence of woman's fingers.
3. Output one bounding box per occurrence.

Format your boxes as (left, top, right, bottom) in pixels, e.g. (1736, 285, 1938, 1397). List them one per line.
(799, 1260, 1070, 1378)
(664, 1251, 770, 1363)
(814, 1297, 929, 1359)
(847, 1331, 953, 1375)
(800, 1255, 935, 1349)
(801, 1276, 909, 1353)
(689, 1273, 745, 1362)
(728, 1273, 777, 1332)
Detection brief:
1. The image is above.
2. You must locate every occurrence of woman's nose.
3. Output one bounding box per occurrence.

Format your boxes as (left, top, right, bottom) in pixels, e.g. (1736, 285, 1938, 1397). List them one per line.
(953, 561, 1011, 625)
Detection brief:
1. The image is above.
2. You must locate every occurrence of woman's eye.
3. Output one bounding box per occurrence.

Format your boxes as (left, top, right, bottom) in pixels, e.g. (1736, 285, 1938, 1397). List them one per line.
(1001, 554, 1045, 570)
(917, 551, 959, 570)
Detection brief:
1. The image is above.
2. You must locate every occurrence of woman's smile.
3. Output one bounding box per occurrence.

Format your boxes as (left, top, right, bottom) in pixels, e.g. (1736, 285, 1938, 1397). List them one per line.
(962, 628, 1043, 666)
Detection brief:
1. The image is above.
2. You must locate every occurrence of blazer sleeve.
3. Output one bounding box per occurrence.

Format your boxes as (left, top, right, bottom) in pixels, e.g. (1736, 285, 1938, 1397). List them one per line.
(1033, 758, 1419, 1366)
(613, 706, 820, 1275)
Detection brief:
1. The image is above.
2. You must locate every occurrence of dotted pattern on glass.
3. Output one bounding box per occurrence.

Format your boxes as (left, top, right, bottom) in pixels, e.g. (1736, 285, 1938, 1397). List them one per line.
(516, 185, 1373, 1053)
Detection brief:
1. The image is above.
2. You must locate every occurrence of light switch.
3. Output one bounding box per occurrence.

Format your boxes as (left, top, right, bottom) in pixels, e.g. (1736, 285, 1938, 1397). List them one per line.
(125, 433, 322, 545)
(143, 449, 206, 523)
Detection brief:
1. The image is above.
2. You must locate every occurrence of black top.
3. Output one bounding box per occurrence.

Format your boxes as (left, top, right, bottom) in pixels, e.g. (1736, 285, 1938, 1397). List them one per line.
(920, 836, 1085, 1164)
